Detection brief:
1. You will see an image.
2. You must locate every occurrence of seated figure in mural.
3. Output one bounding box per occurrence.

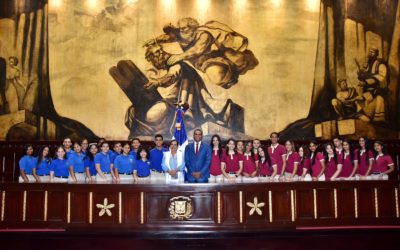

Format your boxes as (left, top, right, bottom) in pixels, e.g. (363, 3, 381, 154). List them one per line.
(5, 56, 26, 113)
(331, 79, 363, 120)
(355, 47, 388, 123)
(143, 17, 258, 89)
(122, 44, 243, 138)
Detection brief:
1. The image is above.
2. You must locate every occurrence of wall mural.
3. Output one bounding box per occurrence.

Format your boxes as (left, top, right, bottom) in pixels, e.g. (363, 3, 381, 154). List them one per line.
(0, 0, 399, 141)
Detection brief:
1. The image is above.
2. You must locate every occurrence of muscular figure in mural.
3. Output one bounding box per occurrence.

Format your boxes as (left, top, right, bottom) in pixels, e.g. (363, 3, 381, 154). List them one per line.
(5, 56, 25, 113)
(331, 79, 363, 120)
(143, 17, 258, 89)
(110, 44, 244, 139)
(355, 47, 388, 122)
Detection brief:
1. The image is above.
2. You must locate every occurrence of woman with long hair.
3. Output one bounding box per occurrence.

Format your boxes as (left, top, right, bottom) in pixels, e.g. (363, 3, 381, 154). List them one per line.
(323, 143, 342, 181)
(371, 141, 394, 180)
(283, 140, 300, 181)
(209, 135, 224, 183)
(340, 139, 358, 180)
(84, 143, 98, 182)
(309, 141, 326, 181)
(221, 139, 243, 182)
(258, 147, 277, 181)
(32, 146, 51, 183)
(18, 144, 36, 183)
(242, 141, 258, 182)
(49, 146, 70, 183)
(298, 145, 312, 181)
(355, 136, 374, 178)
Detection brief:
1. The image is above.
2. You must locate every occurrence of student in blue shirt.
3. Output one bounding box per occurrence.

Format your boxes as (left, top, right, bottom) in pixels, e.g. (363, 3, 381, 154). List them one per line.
(50, 146, 71, 183)
(110, 142, 122, 164)
(32, 146, 51, 183)
(62, 137, 74, 159)
(69, 142, 86, 182)
(95, 142, 115, 182)
(114, 143, 135, 182)
(84, 143, 98, 182)
(19, 144, 36, 183)
(133, 146, 151, 183)
(129, 137, 141, 159)
(149, 134, 168, 182)
(80, 138, 89, 157)
(162, 140, 185, 184)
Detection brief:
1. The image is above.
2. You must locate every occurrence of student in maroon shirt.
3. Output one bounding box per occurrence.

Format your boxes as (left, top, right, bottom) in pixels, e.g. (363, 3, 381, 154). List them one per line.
(324, 143, 343, 181)
(236, 140, 245, 155)
(298, 145, 312, 181)
(355, 136, 374, 178)
(252, 139, 261, 161)
(258, 147, 277, 181)
(221, 139, 244, 182)
(309, 141, 326, 181)
(209, 135, 224, 183)
(371, 141, 394, 179)
(268, 132, 286, 180)
(283, 140, 300, 181)
(333, 137, 343, 158)
(242, 141, 258, 179)
(340, 139, 358, 179)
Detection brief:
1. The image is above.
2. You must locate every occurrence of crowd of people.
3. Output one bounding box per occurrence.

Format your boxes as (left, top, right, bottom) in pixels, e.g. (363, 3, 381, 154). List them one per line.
(18, 129, 396, 184)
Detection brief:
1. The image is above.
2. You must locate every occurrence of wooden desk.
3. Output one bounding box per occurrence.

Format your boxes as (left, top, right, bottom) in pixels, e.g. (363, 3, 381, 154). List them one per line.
(1, 181, 399, 231)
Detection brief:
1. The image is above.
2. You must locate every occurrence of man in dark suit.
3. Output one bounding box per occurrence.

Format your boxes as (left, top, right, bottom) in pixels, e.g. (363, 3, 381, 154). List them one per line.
(184, 129, 211, 183)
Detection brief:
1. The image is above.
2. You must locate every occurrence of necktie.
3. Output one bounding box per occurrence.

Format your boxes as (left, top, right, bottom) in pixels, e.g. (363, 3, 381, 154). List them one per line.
(195, 143, 199, 156)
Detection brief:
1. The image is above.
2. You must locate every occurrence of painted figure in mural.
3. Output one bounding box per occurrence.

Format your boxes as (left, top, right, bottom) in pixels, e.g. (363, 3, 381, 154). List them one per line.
(355, 47, 388, 122)
(121, 44, 243, 138)
(5, 56, 25, 113)
(143, 17, 258, 89)
(331, 79, 363, 120)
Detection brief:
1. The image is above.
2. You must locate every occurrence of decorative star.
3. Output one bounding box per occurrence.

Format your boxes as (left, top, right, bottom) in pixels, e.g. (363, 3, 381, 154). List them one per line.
(246, 197, 265, 216)
(96, 198, 115, 217)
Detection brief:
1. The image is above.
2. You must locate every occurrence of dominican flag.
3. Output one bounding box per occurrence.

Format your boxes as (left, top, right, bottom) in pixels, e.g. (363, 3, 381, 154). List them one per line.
(173, 106, 188, 150)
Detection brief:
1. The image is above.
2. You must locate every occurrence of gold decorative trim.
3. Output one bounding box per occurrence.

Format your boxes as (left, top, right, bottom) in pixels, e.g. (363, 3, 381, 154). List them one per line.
(217, 192, 221, 224)
(67, 192, 71, 224)
(334, 188, 338, 219)
(354, 188, 358, 218)
(247, 197, 265, 216)
(168, 196, 193, 220)
(313, 189, 317, 219)
(96, 198, 115, 216)
(119, 192, 122, 224)
(44, 191, 48, 222)
(239, 191, 243, 223)
(140, 192, 144, 224)
(22, 191, 27, 222)
(1, 191, 5, 222)
(374, 188, 379, 218)
(395, 188, 399, 218)
(89, 192, 93, 224)
(268, 190, 272, 223)
(290, 190, 295, 222)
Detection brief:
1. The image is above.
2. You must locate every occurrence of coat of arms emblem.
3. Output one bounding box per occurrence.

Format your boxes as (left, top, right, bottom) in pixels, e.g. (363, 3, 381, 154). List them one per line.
(168, 196, 193, 220)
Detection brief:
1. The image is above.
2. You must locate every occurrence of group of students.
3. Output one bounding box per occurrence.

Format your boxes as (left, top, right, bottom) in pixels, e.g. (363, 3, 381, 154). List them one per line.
(209, 133, 395, 182)
(18, 131, 395, 184)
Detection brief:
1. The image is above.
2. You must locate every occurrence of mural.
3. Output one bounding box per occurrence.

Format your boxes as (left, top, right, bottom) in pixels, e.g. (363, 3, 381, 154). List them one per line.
(0, 0, 399, 141)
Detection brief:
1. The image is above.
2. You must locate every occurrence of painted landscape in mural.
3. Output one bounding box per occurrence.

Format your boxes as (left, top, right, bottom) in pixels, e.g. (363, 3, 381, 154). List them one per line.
(0, 0, 399, 140)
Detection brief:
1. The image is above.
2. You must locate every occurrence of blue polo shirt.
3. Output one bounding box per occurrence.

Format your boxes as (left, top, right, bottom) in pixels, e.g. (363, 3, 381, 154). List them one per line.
(65, 149, 74, 159)
(84, 158, 96, 176)
(69, 152, 85, 173)
(35, 158, 51, 176)
(114, 154, 135, 174)
(94, 152, 112, 173)
(129, 150, 138, 159)
(50, 158, 71, 177)
(19, 155, 36, 175)
(150, 147, 168, 172)
(134, 159, 151, 177)
(109, 151, 121, 164)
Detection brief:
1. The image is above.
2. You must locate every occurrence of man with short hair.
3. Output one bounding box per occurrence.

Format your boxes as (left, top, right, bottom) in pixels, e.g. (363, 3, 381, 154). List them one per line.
(184, 129, 211, 183)
(149, 134, 168, 182)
